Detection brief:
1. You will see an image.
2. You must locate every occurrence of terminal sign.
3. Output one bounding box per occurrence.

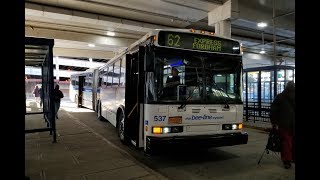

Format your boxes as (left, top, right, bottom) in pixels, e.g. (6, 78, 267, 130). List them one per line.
(192, 37, 222, 52)
(158, 31, 240, 54)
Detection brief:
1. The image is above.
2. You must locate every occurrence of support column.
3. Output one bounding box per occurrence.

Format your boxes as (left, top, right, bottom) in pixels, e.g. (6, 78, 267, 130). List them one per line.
(208, 0, 238, 38)
(272, 0, 277, 65)
(55, 56, 60, 82)
(214, 20, 231, 38)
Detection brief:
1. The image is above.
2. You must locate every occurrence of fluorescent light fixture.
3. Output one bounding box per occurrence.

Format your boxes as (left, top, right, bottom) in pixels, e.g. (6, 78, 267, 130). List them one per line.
(260, 50, 266, 54)
(107, 31, 115, 36)
(216, 74, 222, 77)
(257, 22, 267, 28)
(233, 47, 240, 50)
(88, 44, 95, 47)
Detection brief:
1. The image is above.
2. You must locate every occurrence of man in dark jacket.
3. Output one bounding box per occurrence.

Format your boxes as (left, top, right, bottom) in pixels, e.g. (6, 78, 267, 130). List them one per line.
(54, 85, 64, 119)
(164, 67, 180, 98)
(270, 81, 295, 169)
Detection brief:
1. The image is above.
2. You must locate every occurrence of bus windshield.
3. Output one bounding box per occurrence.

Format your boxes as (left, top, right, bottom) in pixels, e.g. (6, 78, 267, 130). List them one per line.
(146, 48, 242, 104)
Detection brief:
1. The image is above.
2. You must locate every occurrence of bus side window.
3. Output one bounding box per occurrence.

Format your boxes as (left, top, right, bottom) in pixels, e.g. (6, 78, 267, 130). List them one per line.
(109, 64, 115, 87)
(113, 60, 121, 87)
(88, 73, 92, 87)
(102, 66, 108, 88)
(85, 75, 88, 87)
(120, 57, 126, 87)
(76, 77, 79, 86)
(71, 77, 76, 85)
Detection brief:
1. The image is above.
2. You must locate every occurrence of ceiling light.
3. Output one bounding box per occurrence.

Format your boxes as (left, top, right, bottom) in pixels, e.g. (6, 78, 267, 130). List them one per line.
(260, 50, 266, 54)
(257, 22, 267, 28)
(88, 44, 95, 47)
(106, 31, 115, 36)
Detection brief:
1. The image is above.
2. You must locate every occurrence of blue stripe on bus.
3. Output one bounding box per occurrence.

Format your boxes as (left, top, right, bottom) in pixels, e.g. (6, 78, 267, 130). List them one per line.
(73, 86, 101, 93)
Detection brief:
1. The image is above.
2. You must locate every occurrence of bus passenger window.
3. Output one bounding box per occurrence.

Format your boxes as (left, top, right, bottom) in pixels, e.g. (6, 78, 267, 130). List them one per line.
(120, 58, 126, 86)
(113, 61, 121, 87)
(108, 65, 114, 87)
(71, 77, 76, 85)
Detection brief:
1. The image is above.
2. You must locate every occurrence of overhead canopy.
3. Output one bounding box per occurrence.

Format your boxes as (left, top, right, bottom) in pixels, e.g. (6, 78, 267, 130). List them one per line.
(25, 36, 57, 143)
(25, 37, 54, 66)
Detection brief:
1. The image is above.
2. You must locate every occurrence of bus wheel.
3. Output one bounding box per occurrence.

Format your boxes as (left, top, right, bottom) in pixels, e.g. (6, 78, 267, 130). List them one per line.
(117, 110, 127, 144)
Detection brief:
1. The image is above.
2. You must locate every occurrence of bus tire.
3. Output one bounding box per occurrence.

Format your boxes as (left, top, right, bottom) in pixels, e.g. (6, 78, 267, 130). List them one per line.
(117, 109, 128, 144)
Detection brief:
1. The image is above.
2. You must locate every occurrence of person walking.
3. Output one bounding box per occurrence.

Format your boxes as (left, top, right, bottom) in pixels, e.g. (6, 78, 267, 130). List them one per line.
(38, 86, 44, 107)
(33, 85, 40, 103)
(53, 84, 64, 119)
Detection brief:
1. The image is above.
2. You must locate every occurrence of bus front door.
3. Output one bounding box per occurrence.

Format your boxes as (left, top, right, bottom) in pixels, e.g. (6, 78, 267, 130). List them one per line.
(78, 76, 85, 107)
(125, 47, 145, 148)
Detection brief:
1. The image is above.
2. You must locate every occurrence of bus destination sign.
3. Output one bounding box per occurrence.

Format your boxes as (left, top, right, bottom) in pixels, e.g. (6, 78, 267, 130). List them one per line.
(158, 31, 240, 54)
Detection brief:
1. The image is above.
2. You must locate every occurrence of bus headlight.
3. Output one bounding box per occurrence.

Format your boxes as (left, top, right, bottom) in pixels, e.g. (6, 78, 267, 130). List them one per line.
(152, 126, 183, 134)
(163, 127, 171, 133)
(232, 124, 238, 130)
(223, 123, 243, 130)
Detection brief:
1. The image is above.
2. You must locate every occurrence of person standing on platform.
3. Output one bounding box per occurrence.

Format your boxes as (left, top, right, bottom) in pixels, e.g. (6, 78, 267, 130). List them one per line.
(38, 86, 44, 107)
(270, 81, 295, 169)
(53, 84, 64, 119)
(33, 85, 40, 103)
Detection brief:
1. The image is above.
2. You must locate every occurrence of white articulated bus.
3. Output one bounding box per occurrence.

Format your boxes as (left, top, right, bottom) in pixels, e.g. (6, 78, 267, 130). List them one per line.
(69, 68, 99, 111)
(71, 29, 248, 153)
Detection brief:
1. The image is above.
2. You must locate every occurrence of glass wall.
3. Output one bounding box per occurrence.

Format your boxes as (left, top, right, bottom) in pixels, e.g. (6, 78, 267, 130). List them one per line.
(261, 71, 271, 103)
(247, 71, 258, 102)
(243, 65, 295, 122)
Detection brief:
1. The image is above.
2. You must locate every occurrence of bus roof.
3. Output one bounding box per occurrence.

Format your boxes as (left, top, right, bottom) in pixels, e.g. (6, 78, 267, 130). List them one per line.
(70, 68, 96, 76)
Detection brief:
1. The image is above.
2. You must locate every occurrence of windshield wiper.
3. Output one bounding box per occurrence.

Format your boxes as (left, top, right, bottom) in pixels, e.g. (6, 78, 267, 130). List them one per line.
(212, 81, 230, 109)
(178, 88, 196, 109)
(178, 64, 203, 110)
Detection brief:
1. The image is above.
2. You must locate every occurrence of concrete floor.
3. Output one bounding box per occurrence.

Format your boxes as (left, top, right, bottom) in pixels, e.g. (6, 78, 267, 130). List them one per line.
(25, 101, 167, 180)
(25, 100, 295, 180)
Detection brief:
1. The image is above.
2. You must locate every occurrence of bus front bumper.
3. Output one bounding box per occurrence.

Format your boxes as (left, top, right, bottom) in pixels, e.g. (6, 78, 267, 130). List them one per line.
(145, 132, 248, 154)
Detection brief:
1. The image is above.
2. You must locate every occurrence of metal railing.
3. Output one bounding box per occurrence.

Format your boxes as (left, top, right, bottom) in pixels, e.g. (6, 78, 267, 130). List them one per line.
(244, 101, 271, 123)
